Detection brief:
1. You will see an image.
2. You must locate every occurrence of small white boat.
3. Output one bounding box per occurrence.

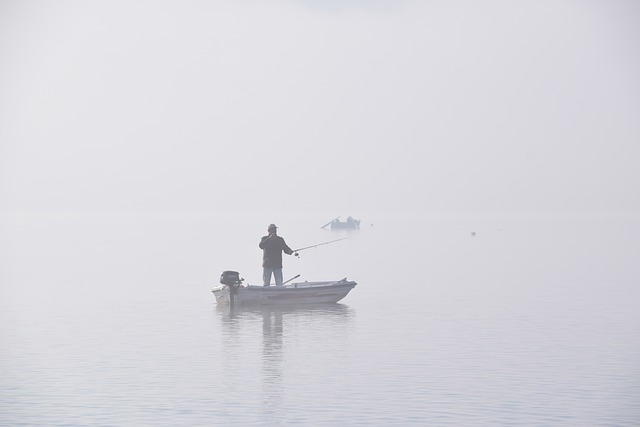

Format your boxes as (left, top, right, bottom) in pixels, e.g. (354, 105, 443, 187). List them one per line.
(212, 277, 357, 306)
(321, 216, 361, 230)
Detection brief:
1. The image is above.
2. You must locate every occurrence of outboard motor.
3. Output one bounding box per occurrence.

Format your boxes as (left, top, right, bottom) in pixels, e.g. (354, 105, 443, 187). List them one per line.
(220, 270, 242, 286)
(220, 271, 243, 308)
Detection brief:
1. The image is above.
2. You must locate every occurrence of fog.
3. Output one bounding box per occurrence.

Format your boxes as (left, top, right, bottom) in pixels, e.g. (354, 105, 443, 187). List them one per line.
(1, 0, 639, 219)
(2, 4, 640, 424)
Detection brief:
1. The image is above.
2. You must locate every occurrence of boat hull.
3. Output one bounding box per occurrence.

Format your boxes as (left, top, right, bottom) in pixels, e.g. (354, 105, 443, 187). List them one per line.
(212, 280, 357, 306)
(330, 221, 360, 229)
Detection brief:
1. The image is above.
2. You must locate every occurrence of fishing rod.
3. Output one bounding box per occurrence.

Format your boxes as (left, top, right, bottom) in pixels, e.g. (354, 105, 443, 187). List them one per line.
(320, 216, 340, 229)
(293, 237, 347, 256)
(282, 274, 300, 285)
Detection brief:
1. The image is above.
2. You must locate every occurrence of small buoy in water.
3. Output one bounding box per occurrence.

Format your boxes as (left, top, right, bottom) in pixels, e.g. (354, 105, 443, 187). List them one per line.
(471, 232, 476, 237)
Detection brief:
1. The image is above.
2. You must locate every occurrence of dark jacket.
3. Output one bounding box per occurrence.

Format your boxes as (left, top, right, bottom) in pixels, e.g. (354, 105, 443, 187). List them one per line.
(259, 235, 293, 268)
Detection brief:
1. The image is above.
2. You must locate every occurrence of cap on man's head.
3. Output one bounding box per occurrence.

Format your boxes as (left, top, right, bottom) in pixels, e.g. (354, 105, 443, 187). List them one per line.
(268, 224, 277, 230)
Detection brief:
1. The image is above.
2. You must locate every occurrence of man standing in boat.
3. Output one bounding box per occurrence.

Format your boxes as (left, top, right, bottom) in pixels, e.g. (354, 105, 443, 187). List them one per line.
(259, 223, 294, 287)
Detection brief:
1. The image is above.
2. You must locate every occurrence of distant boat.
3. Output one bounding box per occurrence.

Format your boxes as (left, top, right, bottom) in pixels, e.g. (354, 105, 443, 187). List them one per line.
(321, 216, 361, 230)
(212, 278, 357, 306)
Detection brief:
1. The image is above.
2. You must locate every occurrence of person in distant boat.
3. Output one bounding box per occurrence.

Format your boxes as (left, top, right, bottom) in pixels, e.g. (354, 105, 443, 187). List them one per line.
(259, 223, 294, 287)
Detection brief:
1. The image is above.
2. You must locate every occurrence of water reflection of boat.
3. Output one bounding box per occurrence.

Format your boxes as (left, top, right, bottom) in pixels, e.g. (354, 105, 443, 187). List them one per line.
(216, 302, 355, 317)
(215, 302, 355, 422)
(212, 279, 357, 306)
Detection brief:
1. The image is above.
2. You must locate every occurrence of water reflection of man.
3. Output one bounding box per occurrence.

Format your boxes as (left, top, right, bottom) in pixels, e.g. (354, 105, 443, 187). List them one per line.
(259, 224, 294, 287)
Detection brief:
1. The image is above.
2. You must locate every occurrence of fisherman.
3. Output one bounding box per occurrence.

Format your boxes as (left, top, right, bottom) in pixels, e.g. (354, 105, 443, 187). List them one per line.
(259, 224, 294, 286)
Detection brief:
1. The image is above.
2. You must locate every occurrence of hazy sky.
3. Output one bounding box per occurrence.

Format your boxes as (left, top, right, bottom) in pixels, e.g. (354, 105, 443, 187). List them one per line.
(1, 0, 639, 217)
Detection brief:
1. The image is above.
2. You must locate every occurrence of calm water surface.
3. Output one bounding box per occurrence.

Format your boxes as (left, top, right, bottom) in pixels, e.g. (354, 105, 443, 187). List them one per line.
(1, 213, 639, 426)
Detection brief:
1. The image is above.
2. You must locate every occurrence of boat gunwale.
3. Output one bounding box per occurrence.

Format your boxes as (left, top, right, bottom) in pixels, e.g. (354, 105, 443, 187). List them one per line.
(245, 280, 356, 291)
